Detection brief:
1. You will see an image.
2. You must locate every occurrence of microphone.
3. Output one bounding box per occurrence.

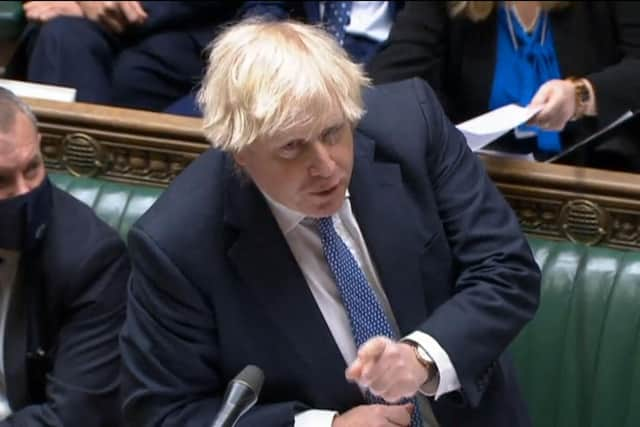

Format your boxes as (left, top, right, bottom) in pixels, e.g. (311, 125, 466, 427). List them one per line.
(211, 365, 265, 427)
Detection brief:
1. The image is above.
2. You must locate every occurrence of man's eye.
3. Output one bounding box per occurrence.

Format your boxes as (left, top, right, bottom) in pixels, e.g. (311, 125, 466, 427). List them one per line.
(322, 125, 343, 143)
(25, 163, 41, 178)
(279, 141, 302, 158)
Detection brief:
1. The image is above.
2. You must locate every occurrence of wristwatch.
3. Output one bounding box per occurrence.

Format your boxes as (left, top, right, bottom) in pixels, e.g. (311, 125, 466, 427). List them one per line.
(408, 342, 438, 383)
(568, 77, 591, 121)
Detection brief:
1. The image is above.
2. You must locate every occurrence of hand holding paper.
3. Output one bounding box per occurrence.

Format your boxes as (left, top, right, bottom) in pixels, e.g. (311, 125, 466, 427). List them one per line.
(456, 104, 541, 152)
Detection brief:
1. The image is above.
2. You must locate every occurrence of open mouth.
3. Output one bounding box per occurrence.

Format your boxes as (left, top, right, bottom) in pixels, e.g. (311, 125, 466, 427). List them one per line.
(311, 182, 340, 197)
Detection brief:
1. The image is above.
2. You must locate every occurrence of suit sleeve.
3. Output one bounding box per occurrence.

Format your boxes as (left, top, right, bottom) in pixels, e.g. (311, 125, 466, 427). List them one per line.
(367, 1, 451, 106)
(240, 1, 293, 20)
(585, 2, 640, 124)
(1, 236, 129, 427)
(411, 79, 541, 407)
(120, 227, 308, 427)
(139, 1, 241, 31)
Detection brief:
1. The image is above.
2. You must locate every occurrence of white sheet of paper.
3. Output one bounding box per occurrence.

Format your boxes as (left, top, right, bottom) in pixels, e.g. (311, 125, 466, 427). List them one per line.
(0, 78, 76, 103)
(456, 104, 541, 151)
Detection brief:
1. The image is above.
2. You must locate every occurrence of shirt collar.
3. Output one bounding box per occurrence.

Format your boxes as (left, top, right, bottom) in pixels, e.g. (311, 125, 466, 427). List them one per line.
(261, 189, 351, 235)
(0, 248, 20, 281)
(0, 248, 20, 264)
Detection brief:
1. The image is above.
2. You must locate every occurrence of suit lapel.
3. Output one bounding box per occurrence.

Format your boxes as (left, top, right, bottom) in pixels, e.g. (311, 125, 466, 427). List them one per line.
(224, 161, 362, 404)
(551, 7, 584, 77)
(4, 262, 29, 409)
(349, 134, 428, 335)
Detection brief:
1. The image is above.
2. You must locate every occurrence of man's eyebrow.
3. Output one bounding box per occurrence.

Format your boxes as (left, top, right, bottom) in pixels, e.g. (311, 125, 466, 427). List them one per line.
(321, 121, 345, 134)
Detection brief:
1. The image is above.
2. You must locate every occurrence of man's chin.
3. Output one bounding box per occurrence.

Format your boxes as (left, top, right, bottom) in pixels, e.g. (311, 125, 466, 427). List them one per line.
(303, 196, 344, 218)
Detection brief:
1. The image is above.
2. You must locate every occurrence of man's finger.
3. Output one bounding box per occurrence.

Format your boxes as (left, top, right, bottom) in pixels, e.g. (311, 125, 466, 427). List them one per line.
(381, 403, 413, 426)
(130, 1, 148, 19)
(119, 1, 147, 24)
(357, 336, 389, 362)
(345, 358, 364, 381)
(101, 14, 125, 33)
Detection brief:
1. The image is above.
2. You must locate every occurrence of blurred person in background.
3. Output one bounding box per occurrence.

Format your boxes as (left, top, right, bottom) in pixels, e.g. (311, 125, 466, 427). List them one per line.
(369, 1, 640, 170)
(0, 87, 129, 426)
(6, 1, 242, 111)
(165, 1, 404, 117)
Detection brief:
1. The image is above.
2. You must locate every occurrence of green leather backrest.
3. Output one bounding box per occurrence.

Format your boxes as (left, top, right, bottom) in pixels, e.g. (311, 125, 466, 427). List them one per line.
(0, 1, 24, 40)
(512, 237, 640, 427)
(49, 172, 640, 427)
(49, 172, 162, 241)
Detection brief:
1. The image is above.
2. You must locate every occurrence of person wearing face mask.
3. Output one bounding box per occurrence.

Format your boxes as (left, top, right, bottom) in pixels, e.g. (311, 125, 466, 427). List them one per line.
(0, 87, 129, 426)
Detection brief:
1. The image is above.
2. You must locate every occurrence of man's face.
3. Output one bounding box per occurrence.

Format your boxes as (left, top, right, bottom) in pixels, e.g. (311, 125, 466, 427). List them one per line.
(0, 112, 45, 200)
(234, 112, 354, 218)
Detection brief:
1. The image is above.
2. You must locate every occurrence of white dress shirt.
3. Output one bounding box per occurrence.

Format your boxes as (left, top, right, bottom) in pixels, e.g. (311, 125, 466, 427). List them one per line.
(320, 1, 394, 42)
(262, 193, 460, 427)
(0, 249, 19, 420)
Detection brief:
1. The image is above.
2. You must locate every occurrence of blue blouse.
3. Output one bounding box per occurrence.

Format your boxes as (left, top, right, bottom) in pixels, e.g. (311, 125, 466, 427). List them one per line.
(489, 5, 562, 153)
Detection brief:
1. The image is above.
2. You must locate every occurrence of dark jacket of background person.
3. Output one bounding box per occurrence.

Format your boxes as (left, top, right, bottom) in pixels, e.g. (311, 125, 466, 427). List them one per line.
(241, 1, 404, 64)
(6, 1, 242, 111)
(368, 1, 640, 170)
(120, 79, 540, 427)
(1, 185, 129, 427)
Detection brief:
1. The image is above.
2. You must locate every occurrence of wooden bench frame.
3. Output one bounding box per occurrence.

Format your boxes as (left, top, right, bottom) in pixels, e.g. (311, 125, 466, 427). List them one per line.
(28, 97, 640, 251)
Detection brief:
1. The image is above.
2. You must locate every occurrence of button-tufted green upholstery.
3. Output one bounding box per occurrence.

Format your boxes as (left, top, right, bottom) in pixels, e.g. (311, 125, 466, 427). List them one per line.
(49, 172, 162, 241)
(0, 1, 24, 40)
(48, 171, 640, 427)
(512, 237, 640, 427)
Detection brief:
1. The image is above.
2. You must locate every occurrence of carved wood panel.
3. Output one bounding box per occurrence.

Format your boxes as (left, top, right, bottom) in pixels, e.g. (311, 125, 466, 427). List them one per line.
(29, 98, 640, 250)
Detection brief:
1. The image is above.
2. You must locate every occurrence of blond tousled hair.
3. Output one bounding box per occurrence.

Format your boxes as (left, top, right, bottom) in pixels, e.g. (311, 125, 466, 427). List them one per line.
(448, 1, 570, 22)
(197, 18, 371, 152)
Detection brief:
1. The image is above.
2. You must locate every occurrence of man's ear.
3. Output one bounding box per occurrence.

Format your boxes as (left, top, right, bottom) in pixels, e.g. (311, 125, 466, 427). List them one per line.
(232, 149, 247, 168)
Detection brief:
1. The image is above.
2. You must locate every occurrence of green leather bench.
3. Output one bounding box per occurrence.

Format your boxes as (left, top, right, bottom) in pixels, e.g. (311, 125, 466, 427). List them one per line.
(513, 238, 640, 427)
(0, 1, 24, 41)
(48, 172, 640, 427)
(0, 1, 24, 71)
(50, 172, 162, 241)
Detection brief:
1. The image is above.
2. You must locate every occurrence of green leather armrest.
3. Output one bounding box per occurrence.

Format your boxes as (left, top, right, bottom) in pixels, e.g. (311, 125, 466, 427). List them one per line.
(512, 237, 640, 427)
(0, 1, 25, 40)
(49, 172, 163, 242)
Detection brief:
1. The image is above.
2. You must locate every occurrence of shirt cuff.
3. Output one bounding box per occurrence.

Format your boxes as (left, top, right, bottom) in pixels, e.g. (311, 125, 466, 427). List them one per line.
(403, 331, 461, 399)
(295, 409, 338, 427)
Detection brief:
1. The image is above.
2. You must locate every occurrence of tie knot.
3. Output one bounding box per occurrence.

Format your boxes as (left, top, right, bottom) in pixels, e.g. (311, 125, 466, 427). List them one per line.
(314, 217, 337, 238)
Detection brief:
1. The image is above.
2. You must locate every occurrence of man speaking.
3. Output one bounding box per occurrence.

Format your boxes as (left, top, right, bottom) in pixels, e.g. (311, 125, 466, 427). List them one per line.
(121, 18, 541, 427)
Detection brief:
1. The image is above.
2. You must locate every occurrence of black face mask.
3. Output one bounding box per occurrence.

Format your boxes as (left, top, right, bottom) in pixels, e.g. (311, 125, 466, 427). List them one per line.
(0, 177, 52, 252)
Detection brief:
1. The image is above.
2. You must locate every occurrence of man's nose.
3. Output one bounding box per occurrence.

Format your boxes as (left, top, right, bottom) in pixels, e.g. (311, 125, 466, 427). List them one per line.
(308, 142, 336, 178)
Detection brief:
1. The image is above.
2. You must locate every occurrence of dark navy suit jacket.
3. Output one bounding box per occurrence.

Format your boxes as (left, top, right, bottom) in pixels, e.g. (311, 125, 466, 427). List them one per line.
(2, 186, 129, 426)
(242, 1, 404, 63)
(121, 79, 540, 427)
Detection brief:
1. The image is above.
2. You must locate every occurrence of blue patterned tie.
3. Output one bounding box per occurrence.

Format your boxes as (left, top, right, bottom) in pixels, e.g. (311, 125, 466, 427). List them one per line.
(316, 217, 423, 427)
(323, 1, 352, 45)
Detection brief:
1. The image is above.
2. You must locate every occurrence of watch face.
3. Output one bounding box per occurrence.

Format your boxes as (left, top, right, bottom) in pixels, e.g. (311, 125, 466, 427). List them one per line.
(416, 346, 429, 361)
(575, 82, 590, 103)
(415, 345, 430, 365)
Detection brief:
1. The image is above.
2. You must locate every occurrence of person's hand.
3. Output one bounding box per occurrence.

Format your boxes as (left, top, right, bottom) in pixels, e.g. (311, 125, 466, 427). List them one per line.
(117, 1, 147, 25)
(345, 337, 429, 403)
(332, 403, 414, 427)
(23, 1, 83, 23)
(77, 1, 146, 33)
(527, 79, 576, 131)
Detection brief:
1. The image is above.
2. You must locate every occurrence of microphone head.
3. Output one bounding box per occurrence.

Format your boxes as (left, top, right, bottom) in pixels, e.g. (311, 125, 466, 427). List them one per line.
(234, 365, 265, 397)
